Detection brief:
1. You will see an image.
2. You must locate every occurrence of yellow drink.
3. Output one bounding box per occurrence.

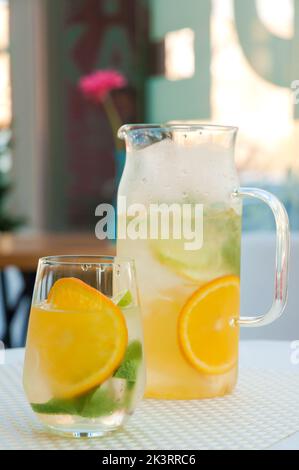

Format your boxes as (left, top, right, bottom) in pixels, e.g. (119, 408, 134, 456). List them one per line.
(117, 123, 289, 400)
(118, 206, 241, 399)
(23, 276, 145, 436)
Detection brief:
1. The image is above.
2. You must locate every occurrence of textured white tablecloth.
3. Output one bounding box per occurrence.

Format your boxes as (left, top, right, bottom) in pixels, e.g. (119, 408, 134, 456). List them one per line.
(1, 341, 299, 450)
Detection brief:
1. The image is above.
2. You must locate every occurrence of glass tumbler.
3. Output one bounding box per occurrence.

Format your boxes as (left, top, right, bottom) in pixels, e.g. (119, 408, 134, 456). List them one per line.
(23, 255, 145, 437)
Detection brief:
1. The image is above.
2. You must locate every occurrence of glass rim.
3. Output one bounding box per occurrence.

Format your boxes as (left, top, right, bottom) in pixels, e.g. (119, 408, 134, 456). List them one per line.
(118, 122, 238, 139)
(39, 255, 135, 267)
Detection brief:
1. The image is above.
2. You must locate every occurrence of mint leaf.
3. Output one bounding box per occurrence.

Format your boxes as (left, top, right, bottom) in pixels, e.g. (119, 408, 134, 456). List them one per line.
(80, 388, 117, 418)
(114, 340, 142, 384)
(31, 341, 143, 418)
(123, 340, 143, 362)
(31, 394, 88, 415)
(117, 290, 133, 308)
(114, 360, 138, 382)
(31, 387, 119, 418)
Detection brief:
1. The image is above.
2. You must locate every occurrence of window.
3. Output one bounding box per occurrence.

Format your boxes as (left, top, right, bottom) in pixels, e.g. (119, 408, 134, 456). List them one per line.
(211, 0, 298, 230)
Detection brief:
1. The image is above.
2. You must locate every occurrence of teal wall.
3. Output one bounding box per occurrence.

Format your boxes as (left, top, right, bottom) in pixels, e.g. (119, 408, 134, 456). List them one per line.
(146, 0, 211, 122)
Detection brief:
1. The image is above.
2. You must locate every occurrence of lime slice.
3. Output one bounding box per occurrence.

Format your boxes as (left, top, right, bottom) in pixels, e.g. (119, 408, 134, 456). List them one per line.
(115, 290, 133, 308)
(151, 209, 241, 280)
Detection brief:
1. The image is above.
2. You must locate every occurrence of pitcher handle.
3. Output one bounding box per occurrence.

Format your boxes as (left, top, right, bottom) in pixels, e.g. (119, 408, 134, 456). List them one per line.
(234, 187, 290, 327)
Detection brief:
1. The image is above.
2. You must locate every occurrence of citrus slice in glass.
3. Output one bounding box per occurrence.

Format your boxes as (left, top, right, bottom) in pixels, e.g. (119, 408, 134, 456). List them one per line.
(150, 209, 241, 282)
(28, 277, 128, 398)
(178, 275, 240, 375)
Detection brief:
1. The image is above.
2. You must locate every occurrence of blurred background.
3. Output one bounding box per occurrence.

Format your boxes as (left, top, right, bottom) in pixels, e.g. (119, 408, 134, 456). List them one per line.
(0, 0, 298, 346)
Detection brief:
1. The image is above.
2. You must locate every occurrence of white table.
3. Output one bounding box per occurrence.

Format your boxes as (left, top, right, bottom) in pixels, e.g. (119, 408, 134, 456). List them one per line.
(1, 341, 299, 450)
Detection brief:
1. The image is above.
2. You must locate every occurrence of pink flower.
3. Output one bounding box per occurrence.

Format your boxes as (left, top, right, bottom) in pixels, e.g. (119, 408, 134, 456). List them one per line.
(79, 69, 127, 103)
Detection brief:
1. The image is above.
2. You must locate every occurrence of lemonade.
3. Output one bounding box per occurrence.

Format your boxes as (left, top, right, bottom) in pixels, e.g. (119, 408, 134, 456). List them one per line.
(116, 123, 290, 400)
(23, 264, 145, 437)
(117, 127, 242, 399)
(118, 206, 241, 399)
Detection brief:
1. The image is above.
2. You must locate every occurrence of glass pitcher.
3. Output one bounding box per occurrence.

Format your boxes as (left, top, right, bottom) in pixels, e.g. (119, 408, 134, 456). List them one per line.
(117, 124, 289, 400)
